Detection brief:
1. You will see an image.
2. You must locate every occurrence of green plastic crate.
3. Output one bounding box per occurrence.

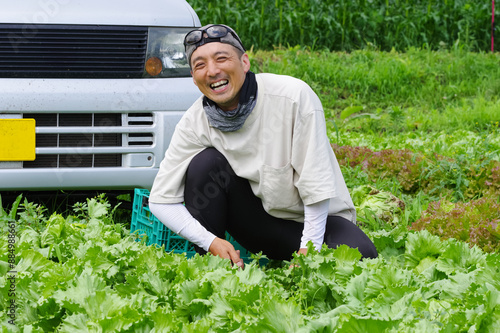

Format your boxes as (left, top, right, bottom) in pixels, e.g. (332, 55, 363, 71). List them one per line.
(131, 188, 253, 261)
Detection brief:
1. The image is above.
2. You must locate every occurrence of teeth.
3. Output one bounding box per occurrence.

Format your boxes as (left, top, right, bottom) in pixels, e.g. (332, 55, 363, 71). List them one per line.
(211, 80, 228, 89)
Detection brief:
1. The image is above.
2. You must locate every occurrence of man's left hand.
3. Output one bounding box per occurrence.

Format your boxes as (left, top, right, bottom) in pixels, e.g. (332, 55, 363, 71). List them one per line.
(209, 237, 245, 269)
(290, 248, 309, 268)
(297, 248, 308, 256)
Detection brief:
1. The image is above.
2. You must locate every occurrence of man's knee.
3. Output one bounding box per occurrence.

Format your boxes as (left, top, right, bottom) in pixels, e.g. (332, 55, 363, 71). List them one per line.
(188, 148, 235, 187)
(357, 241, 378, 259)
(191, 147, 221, 162)
(324, 216, 378, 259)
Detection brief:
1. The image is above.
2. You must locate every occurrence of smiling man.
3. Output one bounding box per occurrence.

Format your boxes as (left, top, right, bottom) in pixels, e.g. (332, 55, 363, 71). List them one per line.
(190, 42, 249, 111)
(149, 24, 377, 267)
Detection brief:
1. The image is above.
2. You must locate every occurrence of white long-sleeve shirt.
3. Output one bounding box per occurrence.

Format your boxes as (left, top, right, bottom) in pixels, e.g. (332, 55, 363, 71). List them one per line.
(149, 198, 330, 252)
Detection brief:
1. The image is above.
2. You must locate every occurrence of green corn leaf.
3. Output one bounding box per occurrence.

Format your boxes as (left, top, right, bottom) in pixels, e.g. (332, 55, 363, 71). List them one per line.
(340, 105, 364, 120)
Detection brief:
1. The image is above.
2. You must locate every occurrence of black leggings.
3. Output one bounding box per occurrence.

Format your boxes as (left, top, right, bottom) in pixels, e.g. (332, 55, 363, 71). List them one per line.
(184, 148, 378, 260)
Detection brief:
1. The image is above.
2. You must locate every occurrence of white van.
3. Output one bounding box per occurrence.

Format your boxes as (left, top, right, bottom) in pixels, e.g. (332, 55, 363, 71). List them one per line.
(0, 0, 201, 191)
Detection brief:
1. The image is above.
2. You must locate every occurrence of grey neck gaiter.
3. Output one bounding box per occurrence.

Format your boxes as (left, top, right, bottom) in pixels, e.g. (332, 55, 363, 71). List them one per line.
(203, 71, 257, 132)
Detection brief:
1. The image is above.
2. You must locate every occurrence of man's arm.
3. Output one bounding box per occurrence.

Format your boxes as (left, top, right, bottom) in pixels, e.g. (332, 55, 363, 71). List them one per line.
(299, 198, 330, 254)
(148, 202, 243, 266)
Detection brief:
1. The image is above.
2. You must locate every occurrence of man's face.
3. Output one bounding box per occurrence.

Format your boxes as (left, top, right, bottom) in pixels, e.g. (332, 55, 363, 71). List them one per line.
(190, 42, 250, 111)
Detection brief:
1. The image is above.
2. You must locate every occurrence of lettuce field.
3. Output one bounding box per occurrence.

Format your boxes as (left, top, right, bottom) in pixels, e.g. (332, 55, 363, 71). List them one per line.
(1, 48, 500, 331)
(1, 195, 499, 332)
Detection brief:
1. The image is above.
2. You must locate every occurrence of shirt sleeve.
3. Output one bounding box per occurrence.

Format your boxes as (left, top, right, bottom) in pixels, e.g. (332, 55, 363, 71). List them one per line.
(149, 112, 206, 204)
(148, 202, 217, 251)
(299, 199, 329, 250)
(291, 85, 339, 206)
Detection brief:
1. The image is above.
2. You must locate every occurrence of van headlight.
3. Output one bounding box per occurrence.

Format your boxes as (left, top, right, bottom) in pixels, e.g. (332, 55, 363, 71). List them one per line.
(144, 27, 192, 78)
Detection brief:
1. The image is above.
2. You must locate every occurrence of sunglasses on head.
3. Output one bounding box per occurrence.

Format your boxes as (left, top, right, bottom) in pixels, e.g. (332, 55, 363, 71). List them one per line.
(184, 24, 244, 49)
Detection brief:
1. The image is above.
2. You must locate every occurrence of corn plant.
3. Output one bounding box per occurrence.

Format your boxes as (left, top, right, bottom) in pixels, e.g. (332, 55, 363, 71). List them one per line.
(187, 0, 497, 52)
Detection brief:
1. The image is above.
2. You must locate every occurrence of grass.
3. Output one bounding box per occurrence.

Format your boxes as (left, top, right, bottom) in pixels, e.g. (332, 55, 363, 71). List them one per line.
(249, 48, 500, 157)
(249, 48, 500, 126)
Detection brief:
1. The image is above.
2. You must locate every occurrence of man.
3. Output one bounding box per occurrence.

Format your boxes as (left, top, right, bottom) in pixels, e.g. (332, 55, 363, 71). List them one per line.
(149, 24, 377, 267)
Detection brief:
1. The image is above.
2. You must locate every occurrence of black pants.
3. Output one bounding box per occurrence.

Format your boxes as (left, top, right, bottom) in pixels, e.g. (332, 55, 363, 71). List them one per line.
(184, 148, 378, 260)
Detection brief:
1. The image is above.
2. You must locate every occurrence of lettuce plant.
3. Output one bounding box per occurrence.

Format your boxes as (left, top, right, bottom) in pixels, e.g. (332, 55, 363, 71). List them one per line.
(409, 198, 500, 253)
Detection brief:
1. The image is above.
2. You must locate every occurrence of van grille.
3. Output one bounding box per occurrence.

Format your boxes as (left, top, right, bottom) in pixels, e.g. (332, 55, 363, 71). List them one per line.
(23, 113, 154, 168)
(0, 24, 148, 78)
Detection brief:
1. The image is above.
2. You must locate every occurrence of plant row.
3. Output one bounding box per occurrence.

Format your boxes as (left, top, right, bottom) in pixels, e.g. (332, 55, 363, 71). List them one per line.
(334, 129, 500, 162)
(335, 144, 500, 201)
(187, 0, 497, 52)
(1, 197, 499, 331)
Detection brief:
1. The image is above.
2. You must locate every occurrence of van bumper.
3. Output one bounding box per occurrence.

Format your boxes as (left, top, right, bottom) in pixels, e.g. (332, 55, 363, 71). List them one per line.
(1, 167, 158, 191)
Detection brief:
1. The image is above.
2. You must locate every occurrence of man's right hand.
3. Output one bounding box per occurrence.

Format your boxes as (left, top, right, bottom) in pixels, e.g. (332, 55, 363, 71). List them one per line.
(209, 237, 245, 269)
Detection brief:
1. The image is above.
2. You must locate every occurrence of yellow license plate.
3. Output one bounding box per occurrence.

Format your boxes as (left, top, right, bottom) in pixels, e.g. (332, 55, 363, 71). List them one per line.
(0, 119, 36, 161)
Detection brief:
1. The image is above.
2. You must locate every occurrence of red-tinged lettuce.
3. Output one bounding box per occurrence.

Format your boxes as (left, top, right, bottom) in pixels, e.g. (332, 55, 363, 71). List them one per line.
(466, 160, 500, 199)
(409, 198, 500, 253)
(333, 144, 500, 201)
(334, 144, 424, 193)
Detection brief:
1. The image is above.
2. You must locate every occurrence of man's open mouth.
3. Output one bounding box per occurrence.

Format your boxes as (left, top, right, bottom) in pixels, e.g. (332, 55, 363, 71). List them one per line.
(210, 80, 228, 91)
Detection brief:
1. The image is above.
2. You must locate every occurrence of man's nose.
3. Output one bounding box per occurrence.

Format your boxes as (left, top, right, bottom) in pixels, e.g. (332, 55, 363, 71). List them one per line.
(206, 60, 220, 76)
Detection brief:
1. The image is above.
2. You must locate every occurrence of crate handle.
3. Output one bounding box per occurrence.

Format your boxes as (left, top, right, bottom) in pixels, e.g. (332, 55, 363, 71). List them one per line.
(142, 195, 149, 209)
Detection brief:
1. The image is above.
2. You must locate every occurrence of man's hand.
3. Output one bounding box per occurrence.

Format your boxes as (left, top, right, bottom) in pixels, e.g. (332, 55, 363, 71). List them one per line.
(290, 248, 308, 268)
(297, 248, 308, 256)
(208, 237, 244, 269)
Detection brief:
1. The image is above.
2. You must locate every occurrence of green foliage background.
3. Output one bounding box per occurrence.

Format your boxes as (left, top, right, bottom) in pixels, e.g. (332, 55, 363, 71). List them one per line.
(187, 0, 497, 52)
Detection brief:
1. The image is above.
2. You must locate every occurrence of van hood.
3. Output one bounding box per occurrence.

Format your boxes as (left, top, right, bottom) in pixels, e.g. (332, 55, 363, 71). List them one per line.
(0, 0, 200, 27)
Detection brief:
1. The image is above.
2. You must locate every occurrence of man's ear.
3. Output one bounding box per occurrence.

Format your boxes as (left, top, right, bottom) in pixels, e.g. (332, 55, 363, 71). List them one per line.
(191, 72, 198, 87)
(241, 53, 251, 73)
